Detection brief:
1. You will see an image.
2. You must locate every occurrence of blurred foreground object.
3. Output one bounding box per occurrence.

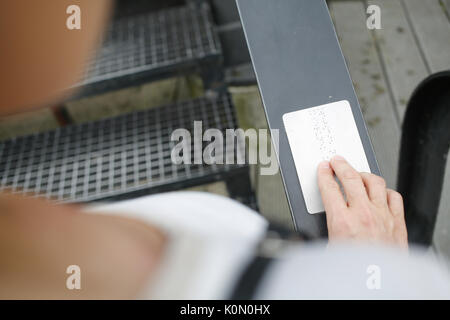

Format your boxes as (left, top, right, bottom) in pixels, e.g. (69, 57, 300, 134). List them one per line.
(0, 0, 111, 114)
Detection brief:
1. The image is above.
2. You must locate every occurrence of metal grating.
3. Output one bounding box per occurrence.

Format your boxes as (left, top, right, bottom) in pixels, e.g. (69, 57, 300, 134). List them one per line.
(0, 93, 247, 203)
(76, 3, 222, 97)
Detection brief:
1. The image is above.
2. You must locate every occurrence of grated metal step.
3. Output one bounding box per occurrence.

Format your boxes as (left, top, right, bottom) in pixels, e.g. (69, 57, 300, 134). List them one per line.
(75, 3, 223, 98)
(0, 93, 249, 203)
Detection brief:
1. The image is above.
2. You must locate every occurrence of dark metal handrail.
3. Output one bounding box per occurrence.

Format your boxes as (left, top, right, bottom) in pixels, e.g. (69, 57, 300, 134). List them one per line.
(398, 71, 450, 246)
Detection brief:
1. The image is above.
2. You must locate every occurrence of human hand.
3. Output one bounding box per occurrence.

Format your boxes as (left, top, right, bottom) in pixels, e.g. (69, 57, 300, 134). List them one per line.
(317, 156, 408, 249)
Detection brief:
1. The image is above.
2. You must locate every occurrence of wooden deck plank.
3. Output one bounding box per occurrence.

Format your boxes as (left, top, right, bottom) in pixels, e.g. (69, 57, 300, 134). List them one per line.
(403, 0, 450, 72)
(444, 0, 450, 16)
(329, 0, 401, 188)
(367, 0, 429, 120)
(434, 159, 450, 260)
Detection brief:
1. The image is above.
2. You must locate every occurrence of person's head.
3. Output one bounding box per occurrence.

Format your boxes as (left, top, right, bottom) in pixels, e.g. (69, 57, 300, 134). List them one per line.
(0, 0, 112, 115)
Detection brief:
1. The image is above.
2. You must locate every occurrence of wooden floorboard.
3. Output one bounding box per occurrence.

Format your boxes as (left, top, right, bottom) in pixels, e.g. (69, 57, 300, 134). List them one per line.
(434, 161, 450, 260)
(403, 0, 450, 72)
(366, 0, 429, 121)
(443, 0, 450, 17)
(329, 0, 401, 188)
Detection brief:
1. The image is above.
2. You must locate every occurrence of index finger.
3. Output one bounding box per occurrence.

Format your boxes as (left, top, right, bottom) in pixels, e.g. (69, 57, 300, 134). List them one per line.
(330, 155, 368, 206)
(317, 161, 347, 216)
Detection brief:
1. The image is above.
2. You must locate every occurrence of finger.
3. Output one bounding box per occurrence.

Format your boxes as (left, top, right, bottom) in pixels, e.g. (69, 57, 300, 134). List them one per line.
(330, 156, 368, 205)
(387, 189, 408, 248)
(317, 161, 347, 216)
(387, 189, 404, 217)
(360, 172, 387, 207)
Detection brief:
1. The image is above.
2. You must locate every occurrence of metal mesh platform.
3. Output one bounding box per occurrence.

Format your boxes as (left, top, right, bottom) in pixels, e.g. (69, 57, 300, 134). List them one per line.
(75, 3, 222, 98)
(0, 93, 248, 203)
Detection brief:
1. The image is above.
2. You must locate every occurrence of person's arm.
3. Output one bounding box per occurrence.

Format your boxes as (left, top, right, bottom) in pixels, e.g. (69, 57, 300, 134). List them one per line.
(0, 193, 166, 299)
(0, 0, 112, 114)
(317, 155, 408, 249)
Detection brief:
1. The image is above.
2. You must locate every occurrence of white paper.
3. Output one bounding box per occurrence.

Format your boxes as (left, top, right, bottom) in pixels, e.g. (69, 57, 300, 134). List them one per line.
(283, 100, 371, 214)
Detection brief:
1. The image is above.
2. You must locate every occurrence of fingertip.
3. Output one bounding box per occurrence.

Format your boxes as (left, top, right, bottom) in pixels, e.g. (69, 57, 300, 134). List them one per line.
(316, 160, 347, 214)
(330, 155, 345, 169)
(387, 189, 404, 216)
(318, 161, 331, 170)
(331, 155, 345, 162)
(317, 161, 332, 179)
